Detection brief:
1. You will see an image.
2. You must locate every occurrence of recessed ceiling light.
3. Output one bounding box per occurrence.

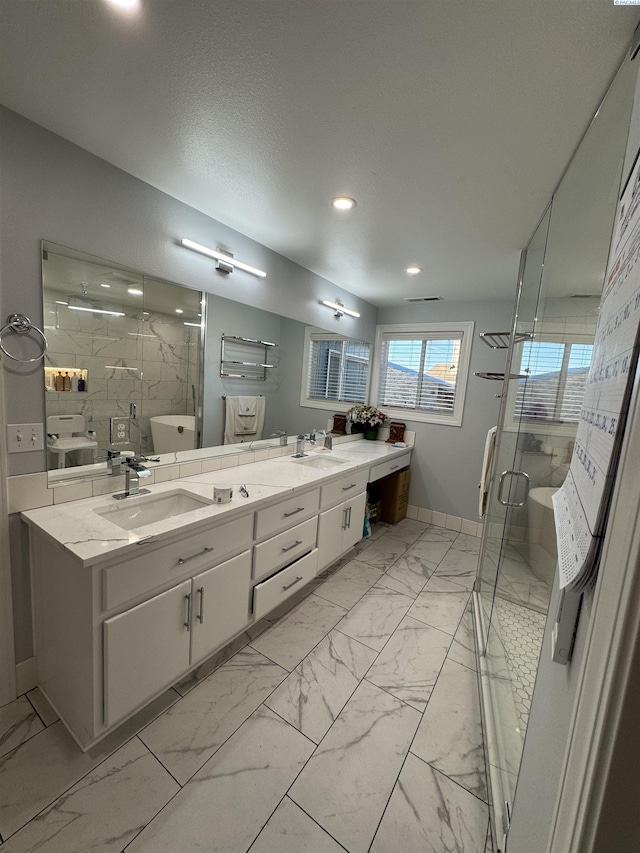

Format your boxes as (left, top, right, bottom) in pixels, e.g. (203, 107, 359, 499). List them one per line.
(105, 0, 139, 9)
(175, 308, 184, 314)
(331, 197, 356, 211)
(127, 287, 143, 296)
(406, 265, 423, 275)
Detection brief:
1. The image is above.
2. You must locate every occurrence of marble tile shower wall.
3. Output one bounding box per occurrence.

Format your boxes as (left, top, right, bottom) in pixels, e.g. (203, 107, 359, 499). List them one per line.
(43, 300, 199, 456)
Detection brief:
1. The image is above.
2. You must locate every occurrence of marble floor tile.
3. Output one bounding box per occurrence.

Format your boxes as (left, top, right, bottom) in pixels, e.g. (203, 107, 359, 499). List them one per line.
(0, 723, 105, 838)
(411, 658, 487, 801)
(265, 629, 377, 743)
(406, 532, 455, 565)
(139, 647, 287, 784)
(382, 517, 428, 544)
(335, 584, 413, 651)
(408, 576, 471, 635)
(366, 616, 451, 711)
(127, 706, 314, 853)
(371, 753, 488, 853)
(0, 696, 44, 761)
(289, 680, 421, 853)
(448, 603, 477, 671)
(313, 557, 385, 610)
(172, 619, 272, 696)
(250, 796, 345, 853)
(369, 521, 392, 540)
(250, 594, 347, 671)
(347, 534, 408, 570)
(377, 551, 437, 598)
(25, 689, 58, 728)
(432, 547, 479, 589)
(451, 531, 482, 554)
(1, 738, 179, 853)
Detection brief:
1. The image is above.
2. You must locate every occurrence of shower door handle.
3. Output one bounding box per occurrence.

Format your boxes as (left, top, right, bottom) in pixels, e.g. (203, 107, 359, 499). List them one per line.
(497, 470, 530, 507)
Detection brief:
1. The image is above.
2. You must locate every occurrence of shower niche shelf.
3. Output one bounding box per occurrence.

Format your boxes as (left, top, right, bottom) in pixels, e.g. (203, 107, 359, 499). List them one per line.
(479, 331, 533, 349)
(220, 334, 277, 380)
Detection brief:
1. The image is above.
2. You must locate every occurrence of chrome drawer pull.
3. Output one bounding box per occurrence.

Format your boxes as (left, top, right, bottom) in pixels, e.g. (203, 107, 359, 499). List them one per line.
(184, 592, 192, 631)
(135, 536, 157, 545)
(177, 546, 214, 565)
(282, 575, 303, 591)
(346, 506, 352, 528)
(281, 540, 303, 553)
(390, 465, 399, 470)
(284, 507, 305, 517)
(197, 587, 205, 623)
(342, 507, 348, 530)
(342, 483, 357, 491)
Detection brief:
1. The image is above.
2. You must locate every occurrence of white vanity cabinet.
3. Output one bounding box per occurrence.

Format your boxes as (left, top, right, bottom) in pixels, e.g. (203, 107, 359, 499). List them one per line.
(103, 550, 252, 726)
(316, 470, 368, 572)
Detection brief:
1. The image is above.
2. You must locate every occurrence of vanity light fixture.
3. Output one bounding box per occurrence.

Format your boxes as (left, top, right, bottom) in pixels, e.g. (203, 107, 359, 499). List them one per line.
(406, 265, 423, 275)
(183, 322, 202, 328)
(100, 283, 111, 288)
(331, 197, 356, 211)
(68, 306, 126, 317)
(321, 299, 360, 319)
(175, 308, 184, 314)
(105, 0, 139, 9)
(180, 238, 267, 278)
(127, 287, 143, 296)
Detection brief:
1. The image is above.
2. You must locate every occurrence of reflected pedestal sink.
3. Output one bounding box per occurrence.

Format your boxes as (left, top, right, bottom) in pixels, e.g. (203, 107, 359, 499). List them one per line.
(93, 489, 213, 531)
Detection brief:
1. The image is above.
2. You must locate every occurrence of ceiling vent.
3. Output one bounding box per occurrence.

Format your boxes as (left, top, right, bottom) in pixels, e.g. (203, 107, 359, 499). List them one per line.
(404, 296, 442, 303)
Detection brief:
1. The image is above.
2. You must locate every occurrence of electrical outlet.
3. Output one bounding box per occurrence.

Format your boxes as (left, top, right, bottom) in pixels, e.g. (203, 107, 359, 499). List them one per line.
(109, 416, 131, 446)
(7, 423, 45, 453)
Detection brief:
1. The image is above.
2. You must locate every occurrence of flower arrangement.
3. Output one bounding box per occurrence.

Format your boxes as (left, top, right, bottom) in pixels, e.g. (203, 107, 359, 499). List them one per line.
(347, 404, 388, 428)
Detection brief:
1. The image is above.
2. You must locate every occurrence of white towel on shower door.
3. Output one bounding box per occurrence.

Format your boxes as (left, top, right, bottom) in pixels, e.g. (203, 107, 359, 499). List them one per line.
(223, 396, 266, 444)
(478, 426, 498, 518)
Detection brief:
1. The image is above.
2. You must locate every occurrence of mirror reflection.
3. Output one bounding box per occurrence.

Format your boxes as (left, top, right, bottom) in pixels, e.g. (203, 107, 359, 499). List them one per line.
(42, 242, 372, 484)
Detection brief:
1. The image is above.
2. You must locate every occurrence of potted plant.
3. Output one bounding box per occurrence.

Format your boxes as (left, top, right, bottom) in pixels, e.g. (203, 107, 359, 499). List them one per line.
(346, 404, 388, 440)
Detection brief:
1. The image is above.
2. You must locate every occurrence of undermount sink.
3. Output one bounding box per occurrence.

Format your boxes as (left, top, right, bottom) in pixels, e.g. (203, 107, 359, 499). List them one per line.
(93, 489, 214, 531)
(294, 454, 348, 470)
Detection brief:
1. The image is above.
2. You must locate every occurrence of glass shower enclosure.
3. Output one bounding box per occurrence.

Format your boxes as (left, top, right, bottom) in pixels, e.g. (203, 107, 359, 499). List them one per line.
(474, 54, 638, 851)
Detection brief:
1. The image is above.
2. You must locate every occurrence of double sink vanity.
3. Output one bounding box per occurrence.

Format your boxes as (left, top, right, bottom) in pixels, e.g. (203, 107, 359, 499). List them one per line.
(22, 438, 411, 751)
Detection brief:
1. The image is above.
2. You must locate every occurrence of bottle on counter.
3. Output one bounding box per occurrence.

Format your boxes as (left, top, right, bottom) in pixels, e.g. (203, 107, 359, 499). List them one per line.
(71, 372, 79, 392)
(63, 372, 71, 391)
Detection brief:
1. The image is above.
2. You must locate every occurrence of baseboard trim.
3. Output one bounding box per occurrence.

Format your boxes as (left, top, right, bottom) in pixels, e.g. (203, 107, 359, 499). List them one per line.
(15, 656, 37, 696)
(406, 505, 483, 537)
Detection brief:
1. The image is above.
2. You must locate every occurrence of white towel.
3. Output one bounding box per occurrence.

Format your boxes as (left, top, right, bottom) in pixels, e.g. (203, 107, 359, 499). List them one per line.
(224, 396, 266, 444)
(478, 426, 498, 518)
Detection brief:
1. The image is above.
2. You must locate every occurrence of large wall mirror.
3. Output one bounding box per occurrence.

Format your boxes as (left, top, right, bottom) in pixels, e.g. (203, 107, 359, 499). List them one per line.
(42, 242, 372, 484)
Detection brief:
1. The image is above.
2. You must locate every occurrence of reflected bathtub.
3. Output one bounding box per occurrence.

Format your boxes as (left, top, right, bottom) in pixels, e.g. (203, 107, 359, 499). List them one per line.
(150, 415, 196, 454)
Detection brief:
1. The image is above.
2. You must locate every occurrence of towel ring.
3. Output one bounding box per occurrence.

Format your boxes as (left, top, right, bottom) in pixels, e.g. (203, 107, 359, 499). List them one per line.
(0, 313, 48, 363)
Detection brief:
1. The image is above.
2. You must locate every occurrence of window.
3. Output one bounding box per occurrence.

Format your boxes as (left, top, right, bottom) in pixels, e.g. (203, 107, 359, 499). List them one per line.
(371, 322, 474, 426)
(301, 328, 371, 410)
(508, 336, 594, 427)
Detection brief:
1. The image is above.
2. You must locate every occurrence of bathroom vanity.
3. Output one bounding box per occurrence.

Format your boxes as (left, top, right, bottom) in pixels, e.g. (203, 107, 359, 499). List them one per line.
(22, 440, 411, 750)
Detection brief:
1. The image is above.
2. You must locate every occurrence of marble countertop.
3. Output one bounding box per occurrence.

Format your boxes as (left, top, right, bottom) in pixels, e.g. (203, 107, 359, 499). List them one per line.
(21, 440, 412, 567)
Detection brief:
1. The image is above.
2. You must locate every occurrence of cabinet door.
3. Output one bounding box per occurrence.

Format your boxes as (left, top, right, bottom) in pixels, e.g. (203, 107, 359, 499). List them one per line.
(317, 502, 348, 571)
(190, 550, 252, 664)
(104, 580, 191, 727)
(343, 491, 367, 553)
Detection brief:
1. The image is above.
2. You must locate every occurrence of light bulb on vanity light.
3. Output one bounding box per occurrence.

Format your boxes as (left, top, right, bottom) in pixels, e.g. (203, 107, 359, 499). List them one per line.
(321, 299, 360, 319)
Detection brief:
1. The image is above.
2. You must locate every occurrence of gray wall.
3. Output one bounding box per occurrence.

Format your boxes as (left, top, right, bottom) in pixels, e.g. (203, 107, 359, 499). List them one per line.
(0, 105, 378, 477)
(376, 299, 515, 521)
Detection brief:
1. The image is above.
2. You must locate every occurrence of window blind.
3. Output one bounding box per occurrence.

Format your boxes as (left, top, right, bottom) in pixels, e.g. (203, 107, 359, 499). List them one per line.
(377, 333, 461, 414)
(514, 341, 593, 423)
(306, 335, 369, 403)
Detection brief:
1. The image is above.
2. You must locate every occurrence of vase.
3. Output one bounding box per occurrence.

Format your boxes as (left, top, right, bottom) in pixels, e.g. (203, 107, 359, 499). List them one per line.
(350, 423, 365, 434)
(364, 428, 378, 440)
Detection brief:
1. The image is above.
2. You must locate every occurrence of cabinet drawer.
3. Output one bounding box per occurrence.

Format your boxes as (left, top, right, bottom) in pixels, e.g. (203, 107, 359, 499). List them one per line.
(320, 469, 368, 509)
(253, 516, 318, 582)
(368, 452, 411, 483)
(254, 489, 320, 540)
(102, 513, 253, 611)
(252, 549, 319, 620)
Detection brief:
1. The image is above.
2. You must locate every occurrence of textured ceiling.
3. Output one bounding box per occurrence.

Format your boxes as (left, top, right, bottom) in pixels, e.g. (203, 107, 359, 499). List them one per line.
(0, 1, 638, 305)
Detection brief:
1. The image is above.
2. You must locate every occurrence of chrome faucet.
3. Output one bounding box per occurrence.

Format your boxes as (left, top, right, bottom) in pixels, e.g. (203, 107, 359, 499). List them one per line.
(292, 434, 307, 458)
(323, 433, 333, 450)
(269, 429, 288, 446)
(113, 457, 151, 500)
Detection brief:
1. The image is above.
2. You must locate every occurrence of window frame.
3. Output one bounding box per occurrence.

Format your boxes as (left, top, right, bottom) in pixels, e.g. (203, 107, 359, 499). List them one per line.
(504, 330, 594, 435)
(299, 326, 372, 412)
(370, 321, 474, 427)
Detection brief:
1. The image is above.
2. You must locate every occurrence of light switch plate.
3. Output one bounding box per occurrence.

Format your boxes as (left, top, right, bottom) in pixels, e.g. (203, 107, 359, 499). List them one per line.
(7, 423, 45, 453)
